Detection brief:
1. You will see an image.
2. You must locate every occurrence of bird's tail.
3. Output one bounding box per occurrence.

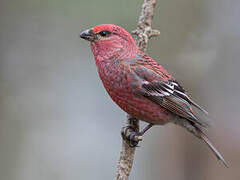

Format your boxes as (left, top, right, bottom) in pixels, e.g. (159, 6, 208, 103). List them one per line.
(173, 117, 228, 167)
(196, 128, 229, 168)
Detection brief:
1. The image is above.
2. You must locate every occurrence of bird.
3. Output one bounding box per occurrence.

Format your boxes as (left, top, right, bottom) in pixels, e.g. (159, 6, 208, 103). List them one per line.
(80, 24, 228, 167)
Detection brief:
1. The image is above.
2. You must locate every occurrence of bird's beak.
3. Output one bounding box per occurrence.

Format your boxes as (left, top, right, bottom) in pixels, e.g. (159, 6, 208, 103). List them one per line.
(80, 29, 95, 41)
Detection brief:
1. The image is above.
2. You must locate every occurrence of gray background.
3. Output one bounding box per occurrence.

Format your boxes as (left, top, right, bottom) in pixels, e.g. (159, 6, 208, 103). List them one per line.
(0, 0, 239, 180)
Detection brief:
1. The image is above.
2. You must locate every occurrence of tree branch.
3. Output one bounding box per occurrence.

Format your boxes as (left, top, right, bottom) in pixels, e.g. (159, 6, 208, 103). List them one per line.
(115, 0, 160, 180)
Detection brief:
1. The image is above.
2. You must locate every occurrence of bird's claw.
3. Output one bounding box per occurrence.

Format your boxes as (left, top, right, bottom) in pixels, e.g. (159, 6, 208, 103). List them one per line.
(121, 126, 143, 147)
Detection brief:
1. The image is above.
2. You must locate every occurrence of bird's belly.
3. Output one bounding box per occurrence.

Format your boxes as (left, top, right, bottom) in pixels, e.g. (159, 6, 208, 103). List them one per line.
(115, 93, 171, 124)
(103, 80, 172, 125)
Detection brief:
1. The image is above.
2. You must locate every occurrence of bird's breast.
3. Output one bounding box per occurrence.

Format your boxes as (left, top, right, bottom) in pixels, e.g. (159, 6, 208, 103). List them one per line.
(97, 61, 133, 99)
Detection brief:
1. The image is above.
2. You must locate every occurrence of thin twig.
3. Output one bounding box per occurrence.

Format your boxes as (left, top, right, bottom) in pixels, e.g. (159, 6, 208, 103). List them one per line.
(115, 0, 160, 180)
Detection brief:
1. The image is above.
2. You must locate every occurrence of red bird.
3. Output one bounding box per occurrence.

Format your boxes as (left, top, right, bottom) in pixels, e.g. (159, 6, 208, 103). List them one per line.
(80, 24, 228, 167)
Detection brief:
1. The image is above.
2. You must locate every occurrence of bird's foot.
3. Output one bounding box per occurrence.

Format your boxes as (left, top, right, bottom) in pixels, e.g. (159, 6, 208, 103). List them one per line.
(121, 125, 143, 147)
(121, 122, 153, 147)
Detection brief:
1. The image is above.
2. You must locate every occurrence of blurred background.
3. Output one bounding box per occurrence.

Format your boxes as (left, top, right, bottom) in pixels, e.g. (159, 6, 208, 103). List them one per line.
(0, 0, 239, 179)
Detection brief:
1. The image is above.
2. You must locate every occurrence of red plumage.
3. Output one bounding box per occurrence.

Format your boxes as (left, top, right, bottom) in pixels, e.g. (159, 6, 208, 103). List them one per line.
(80, 24, 228, 167)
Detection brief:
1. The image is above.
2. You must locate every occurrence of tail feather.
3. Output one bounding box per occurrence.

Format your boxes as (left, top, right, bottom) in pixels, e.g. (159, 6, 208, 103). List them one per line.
(173, 117, 228, 167)
(197, 129, 229, 168)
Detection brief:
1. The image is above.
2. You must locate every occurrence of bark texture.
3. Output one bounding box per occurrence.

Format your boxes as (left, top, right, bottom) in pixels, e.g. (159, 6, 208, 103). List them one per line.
(115, 0, 160, 180)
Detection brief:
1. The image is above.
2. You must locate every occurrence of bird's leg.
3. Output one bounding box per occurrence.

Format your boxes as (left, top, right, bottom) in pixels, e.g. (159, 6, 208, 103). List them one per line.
(138, 123, 153, 136)
(121, 119, 153, 147)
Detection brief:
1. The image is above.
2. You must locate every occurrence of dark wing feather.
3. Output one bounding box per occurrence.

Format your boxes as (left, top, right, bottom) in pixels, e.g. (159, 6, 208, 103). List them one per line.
(142, 80, 209, 127)
(168, 81, 208, 115)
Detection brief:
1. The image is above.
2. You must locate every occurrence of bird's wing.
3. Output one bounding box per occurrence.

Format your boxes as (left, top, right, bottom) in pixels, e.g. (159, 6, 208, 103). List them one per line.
(130, 64, 209, 127)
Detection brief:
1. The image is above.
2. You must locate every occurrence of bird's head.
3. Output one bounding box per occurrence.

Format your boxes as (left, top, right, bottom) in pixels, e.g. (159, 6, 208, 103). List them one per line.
(80, 24, 137, 59)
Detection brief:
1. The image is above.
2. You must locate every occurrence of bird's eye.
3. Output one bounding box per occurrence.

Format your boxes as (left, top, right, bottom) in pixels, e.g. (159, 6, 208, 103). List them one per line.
(99, 31, 110, 37)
